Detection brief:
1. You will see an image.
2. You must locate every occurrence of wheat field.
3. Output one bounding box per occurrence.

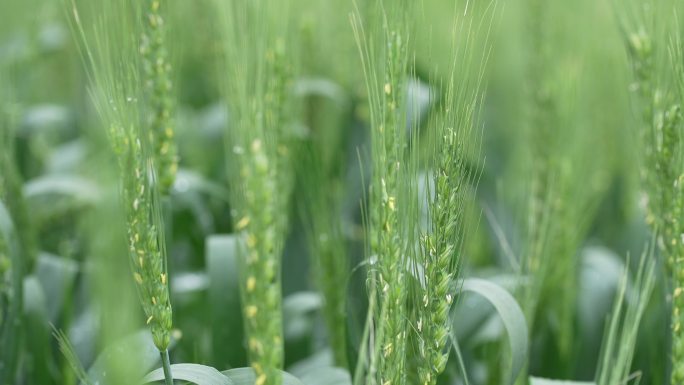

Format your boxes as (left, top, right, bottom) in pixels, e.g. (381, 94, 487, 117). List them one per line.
(0, 0, 681, 384)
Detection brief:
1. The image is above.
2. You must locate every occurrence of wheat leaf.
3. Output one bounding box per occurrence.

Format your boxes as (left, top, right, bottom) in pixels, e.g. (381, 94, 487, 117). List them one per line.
(222, 367, 304, 385)
(460, 278, 528, 385)
(142, 363, 232, 385)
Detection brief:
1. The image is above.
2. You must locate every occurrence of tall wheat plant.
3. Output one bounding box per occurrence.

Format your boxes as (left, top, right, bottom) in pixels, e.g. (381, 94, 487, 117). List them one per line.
(352, 1, 495, 384)
(622, 2, 684, 383)
(214, 1, 296, 384)
(67, 0, 179, 383)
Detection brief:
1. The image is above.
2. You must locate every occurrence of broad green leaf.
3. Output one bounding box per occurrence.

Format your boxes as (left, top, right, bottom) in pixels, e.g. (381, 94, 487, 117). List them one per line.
(142, 363, 232, 385)
(458, 278, 528, 385)
(576, 247, 623, 378)
(284, 291, 322, 341)
(423, 268, 523, 344)
(206, 235, 246, 368)
(175, 169, 230, 200)
(46, 139, 87, 174)
(284, 292, 323, 315)
(529, 377, 595, 385)
(23, 276, 47, 317)
(298, 367, 351, 385)
(24, 175, 99, 230)
(20, 104, 72, 135)
(35, 252, 78, 322)
(171, 271, 208, 295)
(222, 367, 304, 385)
(24, 174, 100, 203)
(288, 349, 334, 379)
(87, 329, 176, 385)
(293, 77, 347, 105)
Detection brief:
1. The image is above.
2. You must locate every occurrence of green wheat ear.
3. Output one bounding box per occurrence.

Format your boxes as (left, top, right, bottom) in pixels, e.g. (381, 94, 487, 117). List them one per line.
(351, 1, 416, 383)
(119, 133, 173, 351)
(66, 1, 176, 382)
(213, 1, 296, 384)
(414, 2, 495, 383)
(141, 0, 178, 195)
(622, 8, 684, 384)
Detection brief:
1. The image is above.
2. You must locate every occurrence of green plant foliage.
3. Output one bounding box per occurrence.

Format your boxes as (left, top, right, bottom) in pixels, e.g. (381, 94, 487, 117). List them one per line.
(0, 0, 680, 384)
(459, 278, 528, 385)
(143, 364, 233, 385)
(0, 201, 22, 384)
(222, 367, 304, 385)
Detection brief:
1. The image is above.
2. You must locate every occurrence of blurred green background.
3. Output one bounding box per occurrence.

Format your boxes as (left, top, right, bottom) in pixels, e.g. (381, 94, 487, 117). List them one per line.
(0, 0, 672, 384)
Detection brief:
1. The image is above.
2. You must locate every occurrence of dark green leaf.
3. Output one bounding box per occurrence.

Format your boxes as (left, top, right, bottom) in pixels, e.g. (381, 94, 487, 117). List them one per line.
(35, 252, 78, 322)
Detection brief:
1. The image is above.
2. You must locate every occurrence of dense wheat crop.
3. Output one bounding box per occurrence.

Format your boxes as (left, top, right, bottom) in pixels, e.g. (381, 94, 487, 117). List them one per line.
(0, 0, 681, 384)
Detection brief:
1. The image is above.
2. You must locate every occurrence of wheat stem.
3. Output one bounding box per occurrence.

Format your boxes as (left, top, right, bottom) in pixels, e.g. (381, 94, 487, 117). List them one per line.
(160, 349, 174, 385)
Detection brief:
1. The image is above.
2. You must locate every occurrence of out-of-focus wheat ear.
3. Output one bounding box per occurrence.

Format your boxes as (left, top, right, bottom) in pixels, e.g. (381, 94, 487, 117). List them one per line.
(141, 0, 178, 195)
(212, 0, 296, 383)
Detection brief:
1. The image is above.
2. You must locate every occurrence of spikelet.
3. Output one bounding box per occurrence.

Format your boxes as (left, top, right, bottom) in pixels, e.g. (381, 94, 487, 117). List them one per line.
(119, 133, 173, 351)
(624, 18, 684, 385)
(213, 1, 295, 383)
(140, 0, 178, 195)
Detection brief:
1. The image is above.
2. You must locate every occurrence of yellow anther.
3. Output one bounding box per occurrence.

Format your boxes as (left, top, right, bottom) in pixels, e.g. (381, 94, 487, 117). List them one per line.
(251, 139, 262, 153)
(246, 234, 257, 248)
(236, 216, 251, 230)
(383, 342, 393, 357)
(247, 276, 256, 292)
(256, 374, 267, 385)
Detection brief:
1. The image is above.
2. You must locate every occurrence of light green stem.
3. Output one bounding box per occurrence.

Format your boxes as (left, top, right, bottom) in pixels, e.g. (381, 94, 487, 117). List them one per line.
(161, 349, 173, 385)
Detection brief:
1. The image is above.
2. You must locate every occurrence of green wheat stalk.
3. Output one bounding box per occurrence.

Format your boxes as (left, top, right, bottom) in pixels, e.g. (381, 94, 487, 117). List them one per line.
(66, 1, 175, 383)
